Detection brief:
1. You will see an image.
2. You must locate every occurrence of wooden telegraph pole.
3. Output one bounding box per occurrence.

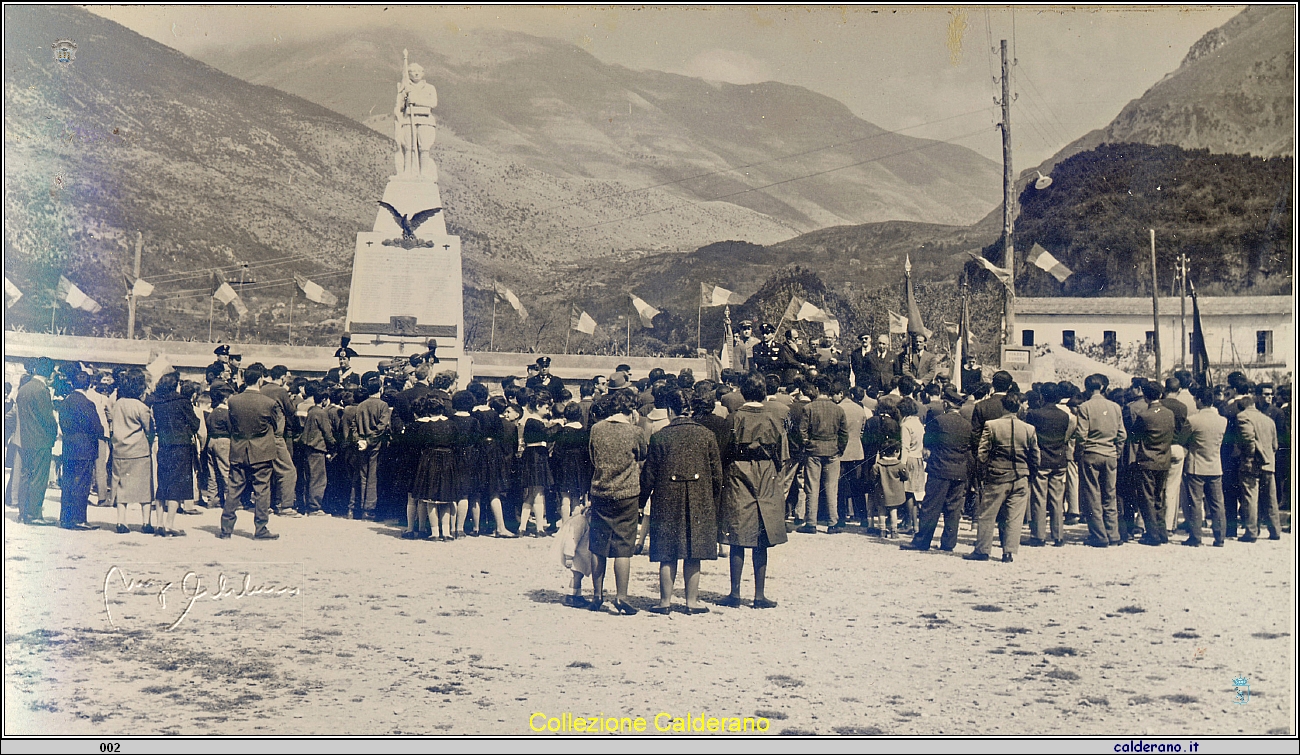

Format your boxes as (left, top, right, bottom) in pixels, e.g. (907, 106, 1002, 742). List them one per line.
(127, 231, 142, 340)
(1149, 229, 1162, 379)
(1178, 253, 1189, 369)
(999, 39, 1016, 348)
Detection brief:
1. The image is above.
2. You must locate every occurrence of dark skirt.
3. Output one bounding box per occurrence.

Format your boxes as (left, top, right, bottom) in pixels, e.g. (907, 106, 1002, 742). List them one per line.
(454, 445, 481, 499)
(413, 448, 457, 503)
(519, 446, 553, 490)
(587, 495, 639, 558)
(551, 448, 591, 498)
(389, 442, 414, 496)
(156, 444, 195, 501)
(477, 440, 511, 499)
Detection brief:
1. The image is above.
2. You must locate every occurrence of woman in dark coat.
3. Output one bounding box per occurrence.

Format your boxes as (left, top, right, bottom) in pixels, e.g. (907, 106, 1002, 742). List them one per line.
(639, 389, 723, 614)
(150, 371, 201, 537)
(719, 374, 789, 609)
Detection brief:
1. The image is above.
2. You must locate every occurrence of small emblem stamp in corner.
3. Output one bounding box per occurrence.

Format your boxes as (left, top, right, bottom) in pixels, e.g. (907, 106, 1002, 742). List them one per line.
(52, 39, 77, 63)
(1232, 676, 1250, 705)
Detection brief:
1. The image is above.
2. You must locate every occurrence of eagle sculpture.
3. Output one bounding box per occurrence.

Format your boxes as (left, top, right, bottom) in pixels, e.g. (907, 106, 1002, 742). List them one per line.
(377, 201, 442, 241)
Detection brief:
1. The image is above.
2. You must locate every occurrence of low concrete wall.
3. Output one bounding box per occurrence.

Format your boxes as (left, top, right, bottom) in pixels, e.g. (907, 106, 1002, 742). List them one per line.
(3, 332, 711, 384)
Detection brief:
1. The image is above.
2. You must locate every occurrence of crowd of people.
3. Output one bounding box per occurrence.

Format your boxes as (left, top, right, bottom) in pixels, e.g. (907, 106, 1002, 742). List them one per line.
(4, 324, 1292, 614)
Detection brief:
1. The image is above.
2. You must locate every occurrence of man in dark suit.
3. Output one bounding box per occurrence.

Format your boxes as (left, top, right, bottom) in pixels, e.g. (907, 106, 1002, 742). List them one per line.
(221, 363, 281, 540)
(901, 385, 972, 552)
(262, 365, 300, 517)
(15, 357, 58, 525)
(969, 370, 1014, 448)
(849, 333, 875, 390)
(899, 333, 943, 386)
(1024, 384, 1076, 546)
(856, 334, 898, 394)
(1128, 381, 1176, 546)
(57, 369, 102, 529)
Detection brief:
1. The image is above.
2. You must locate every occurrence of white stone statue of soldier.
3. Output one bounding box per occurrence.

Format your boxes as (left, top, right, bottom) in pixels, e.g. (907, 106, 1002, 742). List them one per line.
(394, 53, 437, 180)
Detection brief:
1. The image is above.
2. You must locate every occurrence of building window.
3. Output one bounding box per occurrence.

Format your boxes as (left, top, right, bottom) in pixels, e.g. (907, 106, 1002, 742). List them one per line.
(1022, 330, 1035, 347)
(1145, 331, 1156, 350)
(1103, 331, 1117, 357)
(1257, 330, 1273, 361)
(1062, 330, 1076, 351)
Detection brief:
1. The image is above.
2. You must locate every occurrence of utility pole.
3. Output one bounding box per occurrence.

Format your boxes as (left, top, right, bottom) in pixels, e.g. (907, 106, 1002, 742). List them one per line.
(1150, 229, 1162, 379)
(235, 263, 247, 341)
(127, 231, 142, 340)
(1178, 253, 1188, 369)
(999, 38, 1016, 349)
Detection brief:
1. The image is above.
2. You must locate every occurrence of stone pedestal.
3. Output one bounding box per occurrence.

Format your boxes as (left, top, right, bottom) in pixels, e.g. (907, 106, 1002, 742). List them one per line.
(345, 176, 463, 376)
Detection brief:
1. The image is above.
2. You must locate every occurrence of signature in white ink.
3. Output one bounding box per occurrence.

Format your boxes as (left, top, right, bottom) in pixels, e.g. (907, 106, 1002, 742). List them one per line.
(103, 566, 300, 631)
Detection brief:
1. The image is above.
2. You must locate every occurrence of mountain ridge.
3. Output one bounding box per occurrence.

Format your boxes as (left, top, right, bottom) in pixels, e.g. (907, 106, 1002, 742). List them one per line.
(196, 26, 1002, 233)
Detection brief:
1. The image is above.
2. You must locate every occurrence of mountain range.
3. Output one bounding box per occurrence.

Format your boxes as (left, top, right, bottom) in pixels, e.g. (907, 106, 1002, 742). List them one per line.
(199, 27, 1002, 236)
(4, 5, 1292, 353)
(619, 6, 1295, 312)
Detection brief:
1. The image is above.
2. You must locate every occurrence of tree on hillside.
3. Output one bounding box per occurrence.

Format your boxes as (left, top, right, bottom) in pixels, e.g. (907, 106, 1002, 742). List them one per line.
(973, 143, 1293, 299)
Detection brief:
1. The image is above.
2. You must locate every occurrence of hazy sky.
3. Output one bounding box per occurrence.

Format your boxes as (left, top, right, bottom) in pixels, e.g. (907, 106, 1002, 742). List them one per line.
(89, 5, 1244, 166)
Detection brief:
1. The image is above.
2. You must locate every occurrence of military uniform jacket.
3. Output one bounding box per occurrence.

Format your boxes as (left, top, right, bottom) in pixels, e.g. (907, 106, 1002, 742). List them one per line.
(228, 389, 283, 465)
(750, 341, 784, 373)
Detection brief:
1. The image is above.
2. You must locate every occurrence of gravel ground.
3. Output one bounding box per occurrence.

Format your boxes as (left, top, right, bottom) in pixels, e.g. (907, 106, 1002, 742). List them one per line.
(3, 488, 1294, 736)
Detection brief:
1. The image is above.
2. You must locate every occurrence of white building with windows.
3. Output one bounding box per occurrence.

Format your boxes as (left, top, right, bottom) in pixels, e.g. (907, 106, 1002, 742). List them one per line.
(1015, 296, 1293, 377)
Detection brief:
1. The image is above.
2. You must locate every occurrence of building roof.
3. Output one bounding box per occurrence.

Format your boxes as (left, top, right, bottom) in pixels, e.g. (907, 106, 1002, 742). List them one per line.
(1016, 296, 1293, 317)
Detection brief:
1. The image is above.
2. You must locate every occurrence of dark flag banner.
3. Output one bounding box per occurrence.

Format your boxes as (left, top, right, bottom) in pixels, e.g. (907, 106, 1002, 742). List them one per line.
(1189, 281, 1210, 388)
(904, 254, 931, 338)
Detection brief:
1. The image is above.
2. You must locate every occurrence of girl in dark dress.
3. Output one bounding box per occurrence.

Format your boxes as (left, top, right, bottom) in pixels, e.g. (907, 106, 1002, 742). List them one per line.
(517, 390, 556, 537)
(149, 371, 201, 537)
(448, 390, 480, 539)
(476, 396, 517, 538)
(550, 403, 591, 525)
(408, 396, 457, 540)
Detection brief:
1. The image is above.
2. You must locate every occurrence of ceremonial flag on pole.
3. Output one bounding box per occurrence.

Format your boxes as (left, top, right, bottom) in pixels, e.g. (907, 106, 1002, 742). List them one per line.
(4, 277, 22, 307)
(145, 353, 173, 383)
(888, 310, 909, 335)
(700, 282, 744, 307)
(630, 294, 660, 328)
(212, 275, 247, 317)
(904, 253, 932, 338)
(780, 295, 804, 326)
(968, 252, 1012, 289)
(131, 277, 155, 297)
(795, 300, 839, 339)
(1189, 280, 1210, 388)
(493, 281, 528, 322)
(57, 276, 101, 313)
(571, 307, 597, 335)
(1029, 243, 1073, 283)
(294, 274, 338, 306)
